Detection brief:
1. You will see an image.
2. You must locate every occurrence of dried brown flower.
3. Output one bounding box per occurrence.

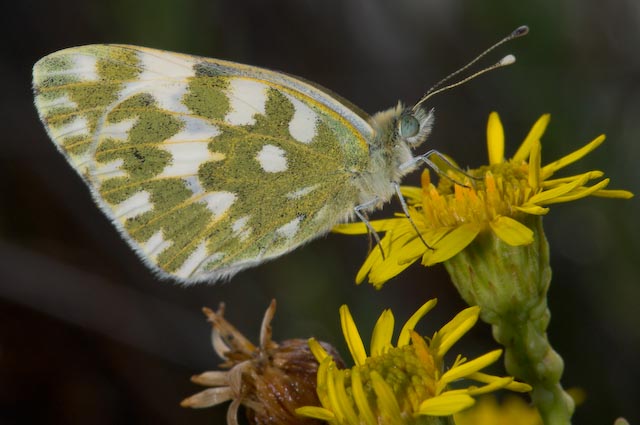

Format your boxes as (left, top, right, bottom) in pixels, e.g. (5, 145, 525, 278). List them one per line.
(181, 300, 342, 425)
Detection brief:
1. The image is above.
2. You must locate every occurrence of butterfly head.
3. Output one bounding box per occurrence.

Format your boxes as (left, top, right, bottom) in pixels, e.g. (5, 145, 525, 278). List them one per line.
(397, 105, 434, 148)
(370, 102, 434, 152)
(364, 102, 435, 192)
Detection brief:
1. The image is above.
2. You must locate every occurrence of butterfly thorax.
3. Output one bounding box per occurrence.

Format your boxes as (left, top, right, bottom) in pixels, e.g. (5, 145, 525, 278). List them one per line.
(353, 103, 434, 208)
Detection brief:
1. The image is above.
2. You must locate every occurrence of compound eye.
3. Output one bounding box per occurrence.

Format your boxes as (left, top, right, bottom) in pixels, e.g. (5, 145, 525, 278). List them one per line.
(398, 114, 420, 138)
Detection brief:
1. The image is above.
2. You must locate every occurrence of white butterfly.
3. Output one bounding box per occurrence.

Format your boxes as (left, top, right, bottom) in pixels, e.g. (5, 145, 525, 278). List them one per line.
(32, 29, 525, 283)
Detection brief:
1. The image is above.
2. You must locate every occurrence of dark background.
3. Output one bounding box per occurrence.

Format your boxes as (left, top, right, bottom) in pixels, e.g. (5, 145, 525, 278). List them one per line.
(1, 1, 639, 424)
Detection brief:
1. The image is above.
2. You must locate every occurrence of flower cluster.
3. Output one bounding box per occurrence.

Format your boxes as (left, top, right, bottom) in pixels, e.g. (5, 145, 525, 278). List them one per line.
(334, 113, 632, 287)
(296, 299, 530, 424)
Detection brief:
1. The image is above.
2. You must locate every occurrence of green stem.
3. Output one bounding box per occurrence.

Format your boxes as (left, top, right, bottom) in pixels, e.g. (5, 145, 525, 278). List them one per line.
(443, 217, 574, 425)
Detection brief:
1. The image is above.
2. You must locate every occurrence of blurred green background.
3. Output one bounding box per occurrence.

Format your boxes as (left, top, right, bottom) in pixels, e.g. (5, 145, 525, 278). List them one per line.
(1, 0, 638, 424)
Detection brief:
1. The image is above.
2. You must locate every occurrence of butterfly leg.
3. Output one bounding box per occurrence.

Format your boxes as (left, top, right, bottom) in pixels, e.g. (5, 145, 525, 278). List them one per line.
(392, 182, 433, 250)
(354, 198, 386, 259)
(401, 149, 481, 187)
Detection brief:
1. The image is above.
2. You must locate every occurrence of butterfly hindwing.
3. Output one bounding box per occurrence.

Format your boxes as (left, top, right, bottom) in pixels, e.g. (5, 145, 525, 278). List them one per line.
(33, 45, 374, 282)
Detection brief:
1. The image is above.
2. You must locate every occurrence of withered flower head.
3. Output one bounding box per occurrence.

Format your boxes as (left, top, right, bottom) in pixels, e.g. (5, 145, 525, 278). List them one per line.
(181, 300, 343, 425)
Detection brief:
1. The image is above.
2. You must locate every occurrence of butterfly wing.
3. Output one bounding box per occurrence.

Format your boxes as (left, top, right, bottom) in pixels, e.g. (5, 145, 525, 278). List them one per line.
(33, 45, 374, 282)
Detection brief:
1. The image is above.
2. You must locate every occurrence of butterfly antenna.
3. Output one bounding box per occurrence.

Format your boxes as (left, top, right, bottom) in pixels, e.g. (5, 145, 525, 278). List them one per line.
(413, 25, 528, 111)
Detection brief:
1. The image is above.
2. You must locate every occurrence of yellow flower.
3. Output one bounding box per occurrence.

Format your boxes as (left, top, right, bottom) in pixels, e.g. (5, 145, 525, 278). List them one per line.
(453, 395, 543, 425)
(335, 112, 633, 287)
(454, 387, 587, 425)
(296, 299, 531, 425)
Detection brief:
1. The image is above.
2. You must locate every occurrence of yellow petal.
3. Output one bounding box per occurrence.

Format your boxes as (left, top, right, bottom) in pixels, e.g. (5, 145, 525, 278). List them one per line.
(397, 299, 438, 347)
(512, 114, 550, 162)
(325, 368, 346, 422)
(295, 406, 335, 421)
(592, 189, 634, 199)
(367, 257, 415, 288)
(308, 338, 329, 362)
(332, 219, 398, 235)
(401, 186, 423, 204)
(541, 134, 605, 180)
(410, 330, 434, 366)
(435, 306, 480, 357)
(418, 393, 476, 416)
(528, 139, 542, 190)
(527, 173, 591, 205)
(370, 371, 403, 422)
(465, 377, 515, 395)
(396, 235, 431, 265)
(334, 369, 359, 424)
(422, 223, 481, 265)
(339, 305, 367, 366)
(370, 309, 395, 356)
(315, 357, 331, 406)
(506, 381, 534, 392)
(542, 170, 604, 187)
(541, 178, 610, 204)
(351, 368, 377, 425)
(487, 112, 505, 165)
(515, 204, 550, 215)
(397, 227, 452, 264)
(355, 232, 392, 284)
(362, 229, 420, 283)
(438, 350, 503, 391)
(489, 216, 534, 246)
(467, 372, 532, 393)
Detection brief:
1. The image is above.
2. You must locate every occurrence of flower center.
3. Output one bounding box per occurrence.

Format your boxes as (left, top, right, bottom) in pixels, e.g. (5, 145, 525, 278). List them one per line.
(418, 161, 532, 230)
(355, 344, 439, 416)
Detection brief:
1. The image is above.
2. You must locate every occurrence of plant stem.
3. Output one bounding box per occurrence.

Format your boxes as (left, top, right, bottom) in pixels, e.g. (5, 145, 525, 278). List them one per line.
(443, 217, 574, 425)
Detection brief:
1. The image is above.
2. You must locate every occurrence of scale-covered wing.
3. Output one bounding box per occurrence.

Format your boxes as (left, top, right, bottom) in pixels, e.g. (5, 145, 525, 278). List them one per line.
(33, 45, 373, 282)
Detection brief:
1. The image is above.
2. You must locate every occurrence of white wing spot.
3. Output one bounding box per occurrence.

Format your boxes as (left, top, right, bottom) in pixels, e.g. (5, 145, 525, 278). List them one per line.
(36, 94, 77, 113)
(94, 159, 127, 181)
(158, 82, 190, 113)
(51, 116, 89, 140)
(72, 55, 99, 80)
(224, 79, 268, 126)
(101, 118, 138, 141)
(201, 191, 236, 218)
(256, 144, 287, 173)
(121, 50, 196, 114)
(159, 141, 223, 177)
(33, 52, 98, 84)
(183, 176, 205, 195)
(158, 117, 224, 177)
(166, 116, 221, 142)
(232, 215, 252, 241)
(137, 49, 196, 79)
(175, 242, 208, 279)
(114, 191, 153, 220)
(286, 184, 320, 200)
(277, 216, 302, 239)
(143, 230, 173, 260)
(285, 94, 318, 144)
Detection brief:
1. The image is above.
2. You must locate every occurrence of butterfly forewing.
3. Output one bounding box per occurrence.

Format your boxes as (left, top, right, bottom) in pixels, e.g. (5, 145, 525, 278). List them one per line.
(33, 45, 374, 282)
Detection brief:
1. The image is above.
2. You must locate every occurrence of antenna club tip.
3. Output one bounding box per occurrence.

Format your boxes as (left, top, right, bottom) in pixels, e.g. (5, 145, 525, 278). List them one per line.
(512, 25, 530, 37)
(500, 54, 516, 66)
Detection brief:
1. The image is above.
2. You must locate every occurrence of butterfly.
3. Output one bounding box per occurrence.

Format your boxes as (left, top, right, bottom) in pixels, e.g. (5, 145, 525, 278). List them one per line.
(32, 30, 525, 283)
